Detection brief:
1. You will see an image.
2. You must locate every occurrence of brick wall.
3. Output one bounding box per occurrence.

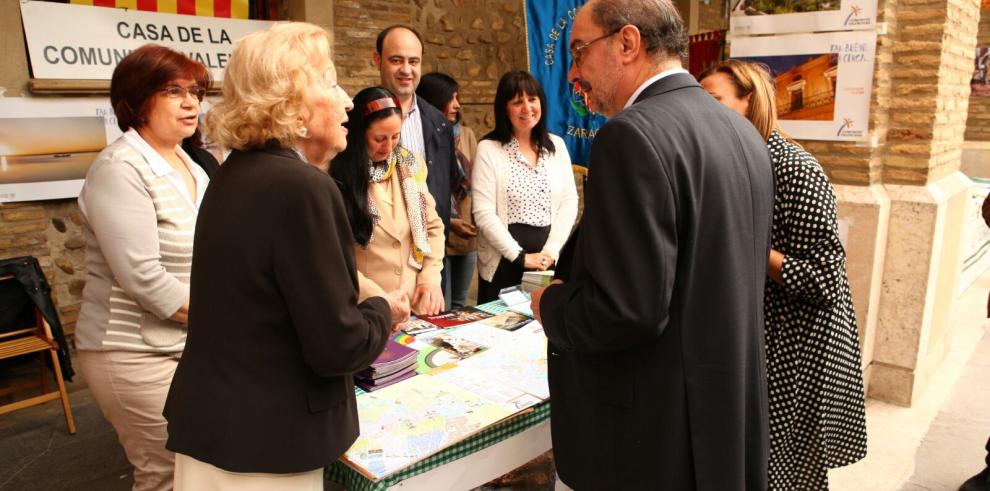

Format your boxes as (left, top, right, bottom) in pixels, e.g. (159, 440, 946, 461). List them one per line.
(333, 0, 528, 136)
(883, 0, 981, 184)
(965, 8, 990, 141)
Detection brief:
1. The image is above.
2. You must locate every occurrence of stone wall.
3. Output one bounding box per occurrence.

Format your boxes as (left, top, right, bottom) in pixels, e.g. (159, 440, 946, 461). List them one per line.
(965, 8, 990, 142)
(696, 0, 727, 33)
(0, 201, 86, 335)
(333, 0, 528, 136)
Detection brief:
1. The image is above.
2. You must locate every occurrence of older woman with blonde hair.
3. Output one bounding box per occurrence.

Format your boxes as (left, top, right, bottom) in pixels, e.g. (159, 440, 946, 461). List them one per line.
(699, 59, 867, 490)
(164, 22, 405, 490)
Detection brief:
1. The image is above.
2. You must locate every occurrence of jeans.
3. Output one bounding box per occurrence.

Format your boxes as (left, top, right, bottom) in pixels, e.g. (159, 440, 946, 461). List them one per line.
(444, 252, 477, 309)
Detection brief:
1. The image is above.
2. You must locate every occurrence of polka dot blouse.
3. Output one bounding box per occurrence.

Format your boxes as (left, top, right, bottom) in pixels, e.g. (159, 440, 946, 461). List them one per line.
(764, 131, 868, 491)
(505, 138, 552, 227)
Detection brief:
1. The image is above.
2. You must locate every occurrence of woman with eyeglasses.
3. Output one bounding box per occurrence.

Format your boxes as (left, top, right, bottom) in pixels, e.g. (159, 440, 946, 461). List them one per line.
(75, 44, 210, 491)
(699, 60, 867, 490)
(473, 70, 578, 303)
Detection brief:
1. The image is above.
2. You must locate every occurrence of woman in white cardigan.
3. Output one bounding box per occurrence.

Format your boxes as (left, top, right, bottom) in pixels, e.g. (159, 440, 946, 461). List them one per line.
(473, 70, 578, 303)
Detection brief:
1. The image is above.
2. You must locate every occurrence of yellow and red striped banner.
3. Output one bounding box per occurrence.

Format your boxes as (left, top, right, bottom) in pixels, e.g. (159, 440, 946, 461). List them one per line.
(70, 0, 248, 19)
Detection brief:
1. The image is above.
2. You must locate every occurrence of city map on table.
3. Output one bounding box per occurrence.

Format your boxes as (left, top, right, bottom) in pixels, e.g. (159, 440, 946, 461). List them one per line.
(342, 373, 514, 480)
(456, 323, 550, 399)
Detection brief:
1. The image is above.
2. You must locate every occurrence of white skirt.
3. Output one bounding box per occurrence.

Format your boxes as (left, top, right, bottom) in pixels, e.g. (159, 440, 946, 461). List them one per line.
(174, 453, 323, 491)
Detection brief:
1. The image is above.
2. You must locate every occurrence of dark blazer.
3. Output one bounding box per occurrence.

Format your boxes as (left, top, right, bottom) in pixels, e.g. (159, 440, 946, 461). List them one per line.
(181, 139, 220, 178)
(164, 145, 392, 474)
(539, 73, 774, 490)
(417, 98, 456, 234)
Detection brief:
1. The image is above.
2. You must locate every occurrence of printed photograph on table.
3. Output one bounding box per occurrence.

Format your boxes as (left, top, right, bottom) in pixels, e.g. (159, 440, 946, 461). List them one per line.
(416, 306, 493, 328)
(730, 0, 877, 35)
(974, 47, 990, 97)
(480, 311, 533, 331)
(732, 30, 877, 141)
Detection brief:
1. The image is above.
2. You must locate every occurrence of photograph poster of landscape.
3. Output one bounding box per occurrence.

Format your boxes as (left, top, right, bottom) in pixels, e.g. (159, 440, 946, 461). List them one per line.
(730, 0, 877, 35)
(731, 30, 877, 141)
(0, 97, 120, 203)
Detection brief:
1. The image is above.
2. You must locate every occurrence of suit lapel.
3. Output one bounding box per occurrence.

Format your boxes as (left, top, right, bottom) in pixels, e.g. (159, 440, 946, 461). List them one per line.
(371, 173, 403, 242)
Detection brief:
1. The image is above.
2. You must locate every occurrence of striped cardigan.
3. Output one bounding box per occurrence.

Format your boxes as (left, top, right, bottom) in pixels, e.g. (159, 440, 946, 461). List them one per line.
(75, 136, 206, 352)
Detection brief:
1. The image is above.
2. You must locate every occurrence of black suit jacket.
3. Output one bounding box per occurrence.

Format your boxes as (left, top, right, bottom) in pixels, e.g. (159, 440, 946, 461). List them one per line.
(417, 98, 456, 234)
(539, 73, 774, 490)
(164, 145, 392, 473)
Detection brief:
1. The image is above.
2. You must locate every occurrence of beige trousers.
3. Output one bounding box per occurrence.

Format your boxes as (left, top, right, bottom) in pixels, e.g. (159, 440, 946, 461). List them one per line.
(77, 350, 179, 491)
(174, 453, 323, 491)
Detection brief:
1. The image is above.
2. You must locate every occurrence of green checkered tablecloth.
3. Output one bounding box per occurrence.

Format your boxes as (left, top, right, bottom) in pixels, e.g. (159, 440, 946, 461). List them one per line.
(325, 300, 550, 490)
(325, 401, 550, 491)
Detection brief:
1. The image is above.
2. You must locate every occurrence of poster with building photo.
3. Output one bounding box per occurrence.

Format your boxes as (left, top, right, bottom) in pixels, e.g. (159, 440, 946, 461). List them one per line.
(730, 0, 877, 35)
(731, 30, 877, 141)
(0, 97, 119, 203)
(973, 47, 990, 97)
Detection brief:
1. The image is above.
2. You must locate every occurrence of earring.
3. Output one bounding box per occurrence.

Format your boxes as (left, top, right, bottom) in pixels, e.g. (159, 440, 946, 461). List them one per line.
(298, 126, 309, 138)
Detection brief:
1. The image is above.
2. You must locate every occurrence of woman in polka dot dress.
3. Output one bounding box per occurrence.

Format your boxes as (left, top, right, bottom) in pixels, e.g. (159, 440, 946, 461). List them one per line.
(700, 60, 868, 490)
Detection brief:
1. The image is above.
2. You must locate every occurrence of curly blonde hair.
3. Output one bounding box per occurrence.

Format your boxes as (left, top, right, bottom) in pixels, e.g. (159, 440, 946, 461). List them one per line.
(206, 22, 334, 150)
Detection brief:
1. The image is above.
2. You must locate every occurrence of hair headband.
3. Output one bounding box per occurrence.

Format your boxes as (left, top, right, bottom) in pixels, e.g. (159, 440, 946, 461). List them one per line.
(364, 96, 401, 116)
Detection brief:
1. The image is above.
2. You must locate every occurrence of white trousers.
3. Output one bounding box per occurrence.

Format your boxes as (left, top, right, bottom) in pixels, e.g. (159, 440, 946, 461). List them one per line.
(77, 350, 179, 491)
(174, 453, 323, 491)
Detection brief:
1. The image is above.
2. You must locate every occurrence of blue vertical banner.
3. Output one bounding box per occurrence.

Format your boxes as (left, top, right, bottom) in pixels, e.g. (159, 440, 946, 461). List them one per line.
(526, 0, 607, 167)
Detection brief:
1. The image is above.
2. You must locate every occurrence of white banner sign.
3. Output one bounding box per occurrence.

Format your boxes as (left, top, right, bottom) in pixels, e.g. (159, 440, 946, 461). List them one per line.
(732, 30, 877, 141)
(730, 0, 878, 36)
(19, 1, 274, 81)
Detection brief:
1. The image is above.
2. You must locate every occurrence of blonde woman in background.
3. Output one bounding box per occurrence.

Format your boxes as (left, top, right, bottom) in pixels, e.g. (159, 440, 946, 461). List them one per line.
(700, 60, 868, 490)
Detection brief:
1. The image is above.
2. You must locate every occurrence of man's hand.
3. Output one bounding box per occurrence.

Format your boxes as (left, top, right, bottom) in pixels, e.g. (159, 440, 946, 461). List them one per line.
(385, 290, 411, 328)
(450, 218, 477, 238)
(412, 284, 444, 316)
(530, 279, 563, 323)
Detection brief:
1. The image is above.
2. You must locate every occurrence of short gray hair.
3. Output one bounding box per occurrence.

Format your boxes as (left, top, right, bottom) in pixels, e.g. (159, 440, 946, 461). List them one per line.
(591, 0, 688, 61)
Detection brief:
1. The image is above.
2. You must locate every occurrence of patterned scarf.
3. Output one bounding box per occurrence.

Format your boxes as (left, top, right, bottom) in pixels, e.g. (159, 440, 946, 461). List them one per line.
(366, 146, 432, 269)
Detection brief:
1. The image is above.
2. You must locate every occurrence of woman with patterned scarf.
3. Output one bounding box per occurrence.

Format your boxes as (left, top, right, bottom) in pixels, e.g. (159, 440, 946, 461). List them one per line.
(331, 86, 446, 315)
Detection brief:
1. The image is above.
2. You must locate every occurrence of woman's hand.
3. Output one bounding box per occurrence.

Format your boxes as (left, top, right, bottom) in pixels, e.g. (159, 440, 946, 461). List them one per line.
(523, 252, 554, 271)
(168, 300, 190, 325)
(385, 290, 411, 327)
(412, 284, 444, 316)
(450, 218, 477, 238)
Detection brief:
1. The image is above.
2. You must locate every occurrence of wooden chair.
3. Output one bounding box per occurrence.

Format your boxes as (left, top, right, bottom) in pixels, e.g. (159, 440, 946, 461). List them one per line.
(0, 274, 76, 434)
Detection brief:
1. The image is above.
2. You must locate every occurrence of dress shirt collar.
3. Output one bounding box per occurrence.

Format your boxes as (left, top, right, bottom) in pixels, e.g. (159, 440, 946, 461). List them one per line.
(623, 67, 691, 109)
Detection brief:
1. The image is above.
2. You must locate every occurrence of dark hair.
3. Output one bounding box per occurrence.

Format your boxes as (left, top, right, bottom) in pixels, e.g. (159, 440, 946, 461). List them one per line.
(330, 87, 403, 246)
(590, 0, 688, 61)
(110, 44, 211, 132)
(417, 72, 460, 122)
(482, 70, 555, 156)
(375, 25, 424, 55)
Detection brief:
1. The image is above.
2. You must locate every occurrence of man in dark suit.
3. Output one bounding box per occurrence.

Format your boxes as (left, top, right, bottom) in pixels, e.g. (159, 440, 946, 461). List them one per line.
(530, 0, 774, 489)
(374, 25, 456, 235)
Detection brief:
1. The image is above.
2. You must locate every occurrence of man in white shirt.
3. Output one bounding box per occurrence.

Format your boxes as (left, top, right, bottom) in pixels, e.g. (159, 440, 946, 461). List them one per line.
(374, 25, 456, 239)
